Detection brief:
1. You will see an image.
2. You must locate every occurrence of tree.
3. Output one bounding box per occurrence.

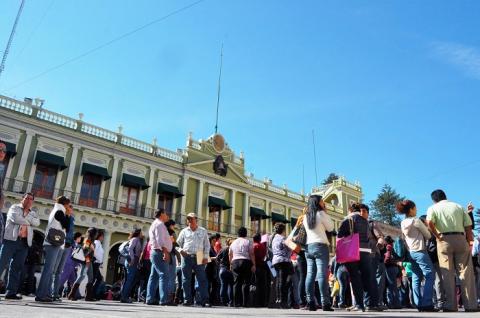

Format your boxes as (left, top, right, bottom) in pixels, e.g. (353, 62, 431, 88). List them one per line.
(322, 172, 339, 185)
(369, 184, 405, 227)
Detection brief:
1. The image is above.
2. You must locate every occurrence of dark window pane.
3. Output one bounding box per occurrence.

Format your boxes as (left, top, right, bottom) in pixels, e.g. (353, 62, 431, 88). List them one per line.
(32, 163, 57, 199)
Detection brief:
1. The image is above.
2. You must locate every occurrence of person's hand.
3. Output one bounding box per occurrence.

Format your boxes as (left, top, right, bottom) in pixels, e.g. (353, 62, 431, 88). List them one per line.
(468, 203, 475, 213)
(202, 258, 208, 265)
(251, 265, 256, 273)
(164, 252, 171, 263)
(437, 233, 444, 241)
(180, 250, 188, 257)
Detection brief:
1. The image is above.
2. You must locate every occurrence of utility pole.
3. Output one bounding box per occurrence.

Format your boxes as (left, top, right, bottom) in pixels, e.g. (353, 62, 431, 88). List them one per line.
(0, 0, 26, 80)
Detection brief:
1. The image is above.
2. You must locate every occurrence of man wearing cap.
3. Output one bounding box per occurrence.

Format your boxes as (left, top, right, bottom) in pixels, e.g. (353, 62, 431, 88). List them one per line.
(176, 212, 211, 307)
(426, 189, 477, 312)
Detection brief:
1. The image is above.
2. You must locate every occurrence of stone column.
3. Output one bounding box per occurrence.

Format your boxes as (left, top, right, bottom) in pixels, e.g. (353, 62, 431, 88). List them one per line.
(107, 156, 120, 211)
(100, 230, 112, 278)
(243, 193, 250, 234)
(64, 144, 80, 192)
(180, 175, 189, 214)
(14, 130, 34, 191)
(230, 190, 236, 234)
(196, 180, 204, 226)
(145, 167, 156, 216)
(265, 200, 271, 234)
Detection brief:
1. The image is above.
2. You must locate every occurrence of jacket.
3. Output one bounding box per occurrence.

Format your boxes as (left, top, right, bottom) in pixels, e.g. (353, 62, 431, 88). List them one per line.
(3, 203, 40, 247)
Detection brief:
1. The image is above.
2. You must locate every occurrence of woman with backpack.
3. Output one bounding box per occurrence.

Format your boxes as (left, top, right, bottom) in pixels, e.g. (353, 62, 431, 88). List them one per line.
(68, 227, 97, 301)
(303, 195, 334, 311)
(120, 228, 143, 303)
(396, 200, 437, 312)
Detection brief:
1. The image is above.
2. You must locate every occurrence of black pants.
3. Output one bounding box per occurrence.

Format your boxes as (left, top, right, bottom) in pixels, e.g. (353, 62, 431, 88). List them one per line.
(363, 253, 379, 307)
(232, 259, 252, 307)
(296, 250, 307, 305)
(346, 252, 375, 309)
(92, 263, 103, 298)
(255, 265, 268, 307)
(274, 262, 293, 307)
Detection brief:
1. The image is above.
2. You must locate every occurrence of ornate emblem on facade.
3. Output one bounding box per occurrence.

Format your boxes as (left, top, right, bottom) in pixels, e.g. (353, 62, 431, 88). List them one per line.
(212, 134, 225, 153)
(213, 155, 228, 177)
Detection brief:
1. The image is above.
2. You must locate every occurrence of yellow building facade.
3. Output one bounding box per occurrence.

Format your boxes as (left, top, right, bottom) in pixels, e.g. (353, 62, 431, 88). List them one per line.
(0, 94, 363, 283)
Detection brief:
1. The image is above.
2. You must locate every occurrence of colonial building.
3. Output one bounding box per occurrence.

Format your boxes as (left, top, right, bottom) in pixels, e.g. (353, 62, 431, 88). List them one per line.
(0, 94, 363, 283)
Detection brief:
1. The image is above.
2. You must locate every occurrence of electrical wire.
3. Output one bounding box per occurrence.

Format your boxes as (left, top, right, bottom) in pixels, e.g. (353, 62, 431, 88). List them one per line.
(3, 0, 207, 92)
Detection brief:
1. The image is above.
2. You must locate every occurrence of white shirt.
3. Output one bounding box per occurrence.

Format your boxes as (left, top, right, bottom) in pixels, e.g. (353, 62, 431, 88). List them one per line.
(94, 240, 104, 264)
(401, 217, 431, 252)
(303, 210, 334, 245)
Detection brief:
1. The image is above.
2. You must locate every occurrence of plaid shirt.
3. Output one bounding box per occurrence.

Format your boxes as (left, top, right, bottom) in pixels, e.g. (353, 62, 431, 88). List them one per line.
(177, 226, 210, 258)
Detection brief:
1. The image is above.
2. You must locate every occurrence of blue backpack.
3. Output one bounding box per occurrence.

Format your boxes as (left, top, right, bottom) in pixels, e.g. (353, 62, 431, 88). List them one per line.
(393, 237, 407, 261)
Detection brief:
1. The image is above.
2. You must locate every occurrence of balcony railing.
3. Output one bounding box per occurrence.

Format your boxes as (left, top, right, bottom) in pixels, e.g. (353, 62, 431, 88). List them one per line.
(2, 178, 155, 218)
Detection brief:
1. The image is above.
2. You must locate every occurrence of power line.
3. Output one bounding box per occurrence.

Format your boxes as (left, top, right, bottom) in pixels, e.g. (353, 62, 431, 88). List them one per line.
(3, 0, 207, 92)
(0, 0, 26, 81)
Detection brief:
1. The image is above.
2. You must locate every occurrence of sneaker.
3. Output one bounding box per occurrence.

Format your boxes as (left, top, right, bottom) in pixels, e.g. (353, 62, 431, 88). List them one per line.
(201, 303, 212, 307)
(323, 305, 334, 312)
(5, 294, 22, 300)
(120, 298, 133, 303)
(348, 306, 365, 312)
(53, 297, 62, 302)
(35, 296, 53, 303)
(182, 302, 193, 307)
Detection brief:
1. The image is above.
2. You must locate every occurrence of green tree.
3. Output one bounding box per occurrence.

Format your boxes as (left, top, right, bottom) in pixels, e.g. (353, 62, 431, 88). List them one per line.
(369, 184, 405, 227)
(322, 172, 339, 185)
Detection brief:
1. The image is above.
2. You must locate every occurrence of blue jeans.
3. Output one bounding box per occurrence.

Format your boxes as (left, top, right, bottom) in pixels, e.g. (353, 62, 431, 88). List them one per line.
(36, 244, 62, 298)
(336, 264, 349, 306)
(305, 243, 330, 306)
(219, 266, 233, 305)
(0, 238, 29, 296)
(167, 252, 177, 295)
(386, 265, 401, 308)
(146, 250, 168, 304)
(122, 262, 139, 301)
(181, 254, 208, 305)
(52, 246, 70, 297)
(410, 250, 435, 308)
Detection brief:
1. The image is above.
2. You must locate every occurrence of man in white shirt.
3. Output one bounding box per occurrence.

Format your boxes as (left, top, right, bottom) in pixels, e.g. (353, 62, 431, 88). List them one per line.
(92, 230, 105, 298)
(177, 212, 210, 307)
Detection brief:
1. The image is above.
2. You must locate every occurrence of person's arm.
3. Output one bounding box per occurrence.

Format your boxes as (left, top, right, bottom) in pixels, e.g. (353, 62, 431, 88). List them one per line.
(337, 218, 350, 238)
(228, 244, 233, 268)
(249, 242, 256, 272)
(54, 210, 70, 230)
(463, 208, 474, 243)
(26, 211, 40, 227)
(426, 207, 442, 240)
(8, 206, 31, 225)
(203, 231, 210, 264)
(414, 219, 431, 240)
(321, 211, 335, 232)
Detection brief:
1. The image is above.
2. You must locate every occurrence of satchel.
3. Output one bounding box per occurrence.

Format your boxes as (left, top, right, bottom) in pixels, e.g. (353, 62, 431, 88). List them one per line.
(46, 228, 66, 247)
(292, 224, 307, 246)
(71, 246, 86, 263)
(336, 217, 360, 264)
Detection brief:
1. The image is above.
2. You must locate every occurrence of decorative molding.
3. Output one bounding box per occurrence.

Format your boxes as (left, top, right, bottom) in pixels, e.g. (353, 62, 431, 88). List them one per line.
(271, 203, 285, 214)
(208, 185, 226, 199)
(122, 160, 146, 177)
(0, 125, 21, 143)
(37, 136, 68, 156)
(157, 171, 180, 187)
(250, 197, 265, 209)
(82, 149, 110, 168)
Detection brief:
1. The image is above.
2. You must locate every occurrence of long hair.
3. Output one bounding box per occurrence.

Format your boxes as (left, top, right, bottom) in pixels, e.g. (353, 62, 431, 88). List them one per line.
(306, 195, 323, 229)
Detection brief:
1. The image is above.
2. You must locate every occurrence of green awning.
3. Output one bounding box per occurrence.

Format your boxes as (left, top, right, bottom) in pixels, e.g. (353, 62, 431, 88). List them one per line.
(250, 207, 270, 220)
(157, 182, 184, 198)
(272, 212, 288, 223)
(34, 150, 67, 171)
(121, 173, 150, 190)
(5, 142, 16, 158)
(208, 196, 231, 210)
(81, 163, 111, 180)
(291, 217, 298, 228)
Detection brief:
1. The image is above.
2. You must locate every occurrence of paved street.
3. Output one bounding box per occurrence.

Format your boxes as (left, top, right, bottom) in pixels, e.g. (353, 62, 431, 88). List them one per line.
(1, 297, 480, 318)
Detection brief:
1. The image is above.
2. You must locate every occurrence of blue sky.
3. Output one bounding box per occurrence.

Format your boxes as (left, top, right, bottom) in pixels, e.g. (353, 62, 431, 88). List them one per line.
(1, 0, 479, 217)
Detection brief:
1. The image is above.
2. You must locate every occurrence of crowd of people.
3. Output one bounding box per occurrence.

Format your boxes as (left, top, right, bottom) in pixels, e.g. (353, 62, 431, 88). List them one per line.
(0, 141, 479, 312)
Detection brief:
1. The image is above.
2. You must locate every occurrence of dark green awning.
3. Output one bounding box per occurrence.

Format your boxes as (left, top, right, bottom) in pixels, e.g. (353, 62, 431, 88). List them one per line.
(272, 212, 288, 223)
(121, 173, 150, 190)
(291, 217, 298, 228)
(208, 196, 231, 210)
(5, 142, 16, 158)
(81, 163, 111, 180)
(250, 207, 270, 220)
(157, 182, 184, 198)
(34, 150, 67, 171)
